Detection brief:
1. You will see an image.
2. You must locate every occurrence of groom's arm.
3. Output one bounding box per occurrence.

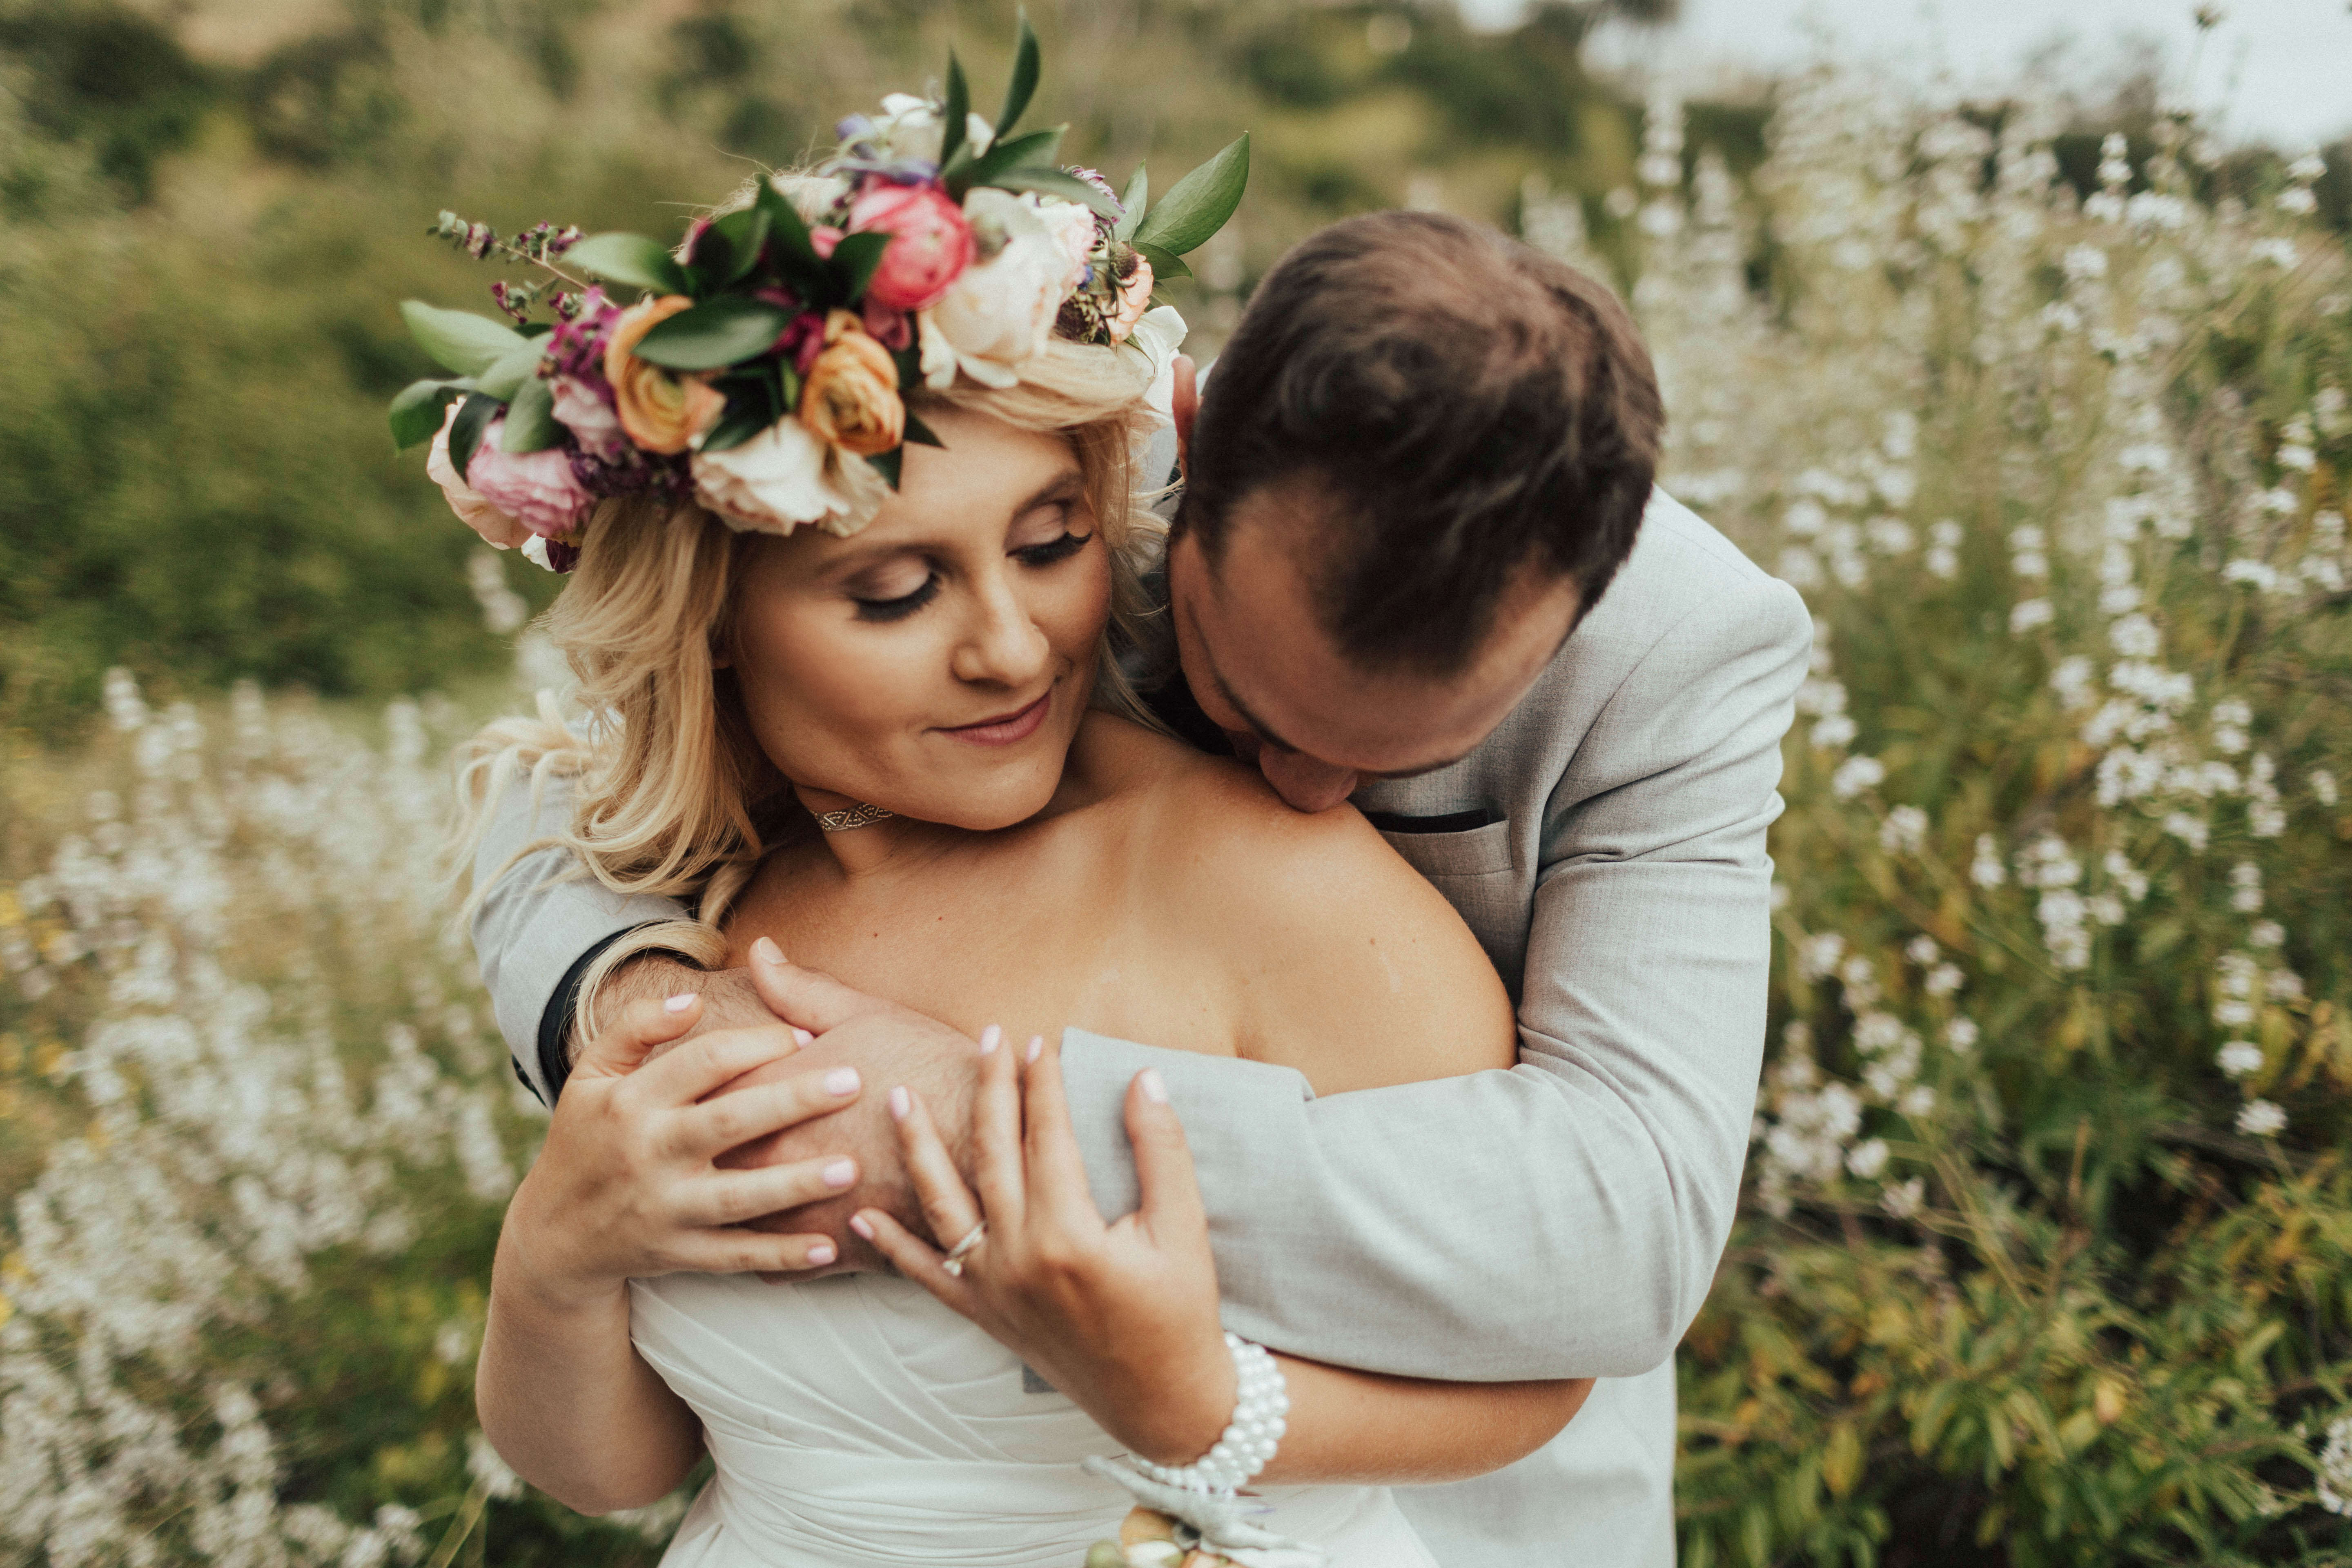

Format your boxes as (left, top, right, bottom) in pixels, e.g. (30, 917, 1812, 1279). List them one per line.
(1056, 575, 1809, 1381)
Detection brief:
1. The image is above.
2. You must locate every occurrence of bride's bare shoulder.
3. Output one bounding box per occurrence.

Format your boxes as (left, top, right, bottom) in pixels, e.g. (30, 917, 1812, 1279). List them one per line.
(1074, 713, 1516, 1091)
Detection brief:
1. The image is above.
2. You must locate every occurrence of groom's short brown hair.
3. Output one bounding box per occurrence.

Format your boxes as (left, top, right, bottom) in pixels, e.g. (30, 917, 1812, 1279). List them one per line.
(1176, 210, 1662, 675)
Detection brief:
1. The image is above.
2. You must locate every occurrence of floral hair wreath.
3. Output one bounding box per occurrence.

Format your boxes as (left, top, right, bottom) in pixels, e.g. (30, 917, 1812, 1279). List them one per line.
(388, 15, 1247, 572)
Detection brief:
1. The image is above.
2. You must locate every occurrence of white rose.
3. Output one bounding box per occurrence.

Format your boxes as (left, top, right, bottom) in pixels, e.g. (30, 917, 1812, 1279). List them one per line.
(1125, 305, 1189, 432)
(924, 189, 1078, 388)
(869, 95, 995, 166)
(691, 418, 888, 539)
(1032, 194, 1098, 275)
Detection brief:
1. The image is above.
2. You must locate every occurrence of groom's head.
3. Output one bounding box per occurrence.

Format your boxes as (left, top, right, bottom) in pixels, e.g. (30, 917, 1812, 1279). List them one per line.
(1167, 209, 1662, 811)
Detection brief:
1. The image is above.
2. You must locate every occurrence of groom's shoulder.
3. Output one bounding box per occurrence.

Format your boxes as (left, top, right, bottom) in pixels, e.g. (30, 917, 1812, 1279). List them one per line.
(1554, 489, 1808, 686)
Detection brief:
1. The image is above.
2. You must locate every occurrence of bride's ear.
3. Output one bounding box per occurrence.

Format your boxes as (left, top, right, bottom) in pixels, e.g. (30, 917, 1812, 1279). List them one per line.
(1172, 354, 1198, 480)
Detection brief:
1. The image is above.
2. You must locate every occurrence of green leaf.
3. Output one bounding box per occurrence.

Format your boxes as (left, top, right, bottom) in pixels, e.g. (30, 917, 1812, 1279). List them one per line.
(565, 232, 689, 296)
(633, 297, 791, 371)
(694, 206, 773, 290)
(829, 230, 892, 303)
(940, 51, 970, 170)
(1131, 241, 1192, 282)
(474, 339, 551, 401)
(499, 375, 561, 452)
(997, 11, 1041, 138)
(868, 445, 904, 490)
(988, 165, 1123, 221)
(450, 392, 501, 484)
(956, 125, 1066, 195)
(1132, 132, 1250, 256)
(1113, 164, 1148, 242)
(901, 409, 946, 449)
(399, 301, 531, 377)
(388, 379, 466, 450)
(699, 401, 771, 456)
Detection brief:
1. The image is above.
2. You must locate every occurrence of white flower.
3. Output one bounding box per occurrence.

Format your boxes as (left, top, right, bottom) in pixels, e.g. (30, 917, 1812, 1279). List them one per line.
(2319, 1414, 2352, 1516)
(2009, 598, 2054, 633)
(1880, 805, 1928, 854)
(2311, 769, 2339, 808)
(770, 170, 851, 223)
(2249, 920, 2285, 949)
(1846, 1138, 1889, 1179)
(2236, 1099, 2287, 1137)
(1831, 755, 1885, 800)
(1898, 1085, 1936, 1118)
(1880, 1177, 1926, 1219)
(1926, 963, 1964, 997)
(692, 419, 886, 538)
(2216, 1041, 2264, 1079)
(923, 189, 1088, 389)
(1970, 834, 2006, 889)
(1945, 1016, 1980, 1051)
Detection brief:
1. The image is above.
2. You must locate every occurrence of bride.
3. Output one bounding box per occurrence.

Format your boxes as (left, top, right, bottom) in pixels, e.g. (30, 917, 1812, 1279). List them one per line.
(427, 44, 1586, 1566)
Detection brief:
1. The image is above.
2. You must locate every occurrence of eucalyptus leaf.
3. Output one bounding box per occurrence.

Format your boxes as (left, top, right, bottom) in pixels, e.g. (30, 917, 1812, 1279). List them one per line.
(1113, 164, 1148, 243)
(940, 51, 970, 170)
(957, 125, 1065, 194)
(901, 409, 946, 449)
(829, 230, 892, 302)
(450, 392, 501, 484)
(698, 401, 770, 456)
(499, 375, 561, 452)
(633, 297, 791, 371)
(868, 445, 904, 491)
(388, 379, 465, 451)
(997, 11, 1041, 138)
(988, 166, 1123, 222)
(1131, 132, 1250, 256)
(1131, 242, 1191, 282)
(399, 301, 530, 377)
(474, 339, 551, 401)
(565, 232, 689, 296)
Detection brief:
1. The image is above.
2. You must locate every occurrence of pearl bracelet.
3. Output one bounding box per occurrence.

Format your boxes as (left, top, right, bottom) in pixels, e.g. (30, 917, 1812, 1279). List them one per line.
(1133, 1332, 1289, 1496)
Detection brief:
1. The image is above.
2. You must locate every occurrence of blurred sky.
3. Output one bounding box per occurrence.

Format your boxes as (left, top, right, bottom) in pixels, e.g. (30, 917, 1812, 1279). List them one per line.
(1460, 0, 2352, 148)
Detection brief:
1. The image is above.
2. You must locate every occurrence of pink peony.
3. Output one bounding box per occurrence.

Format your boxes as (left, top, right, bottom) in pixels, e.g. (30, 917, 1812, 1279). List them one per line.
(548, 374, 628, 462)
(466, 416, 597, 538)
(849, 183, 976, 313)
(427, 401, 530, 549)
(1107, 255, 1156, 343)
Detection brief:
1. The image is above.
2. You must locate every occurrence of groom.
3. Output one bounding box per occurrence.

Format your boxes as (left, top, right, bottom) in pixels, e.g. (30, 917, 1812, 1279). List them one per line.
(475, 209, 1809, 1565)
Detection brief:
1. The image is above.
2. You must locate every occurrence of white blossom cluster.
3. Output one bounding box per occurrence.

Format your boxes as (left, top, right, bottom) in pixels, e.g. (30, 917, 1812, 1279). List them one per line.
(0, 674, 536, 1565)
(1525, 71, 2350, 1223)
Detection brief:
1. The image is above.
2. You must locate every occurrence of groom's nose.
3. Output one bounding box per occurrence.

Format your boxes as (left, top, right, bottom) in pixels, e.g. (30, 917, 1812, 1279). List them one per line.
(1256, 748, 1360, 813)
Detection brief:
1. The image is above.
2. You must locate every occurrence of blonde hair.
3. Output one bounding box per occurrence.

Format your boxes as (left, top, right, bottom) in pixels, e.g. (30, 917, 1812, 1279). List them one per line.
(455, 339, 1168, 1042)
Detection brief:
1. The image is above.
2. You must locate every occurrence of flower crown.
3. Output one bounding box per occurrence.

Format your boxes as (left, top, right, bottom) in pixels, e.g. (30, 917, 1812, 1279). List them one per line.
(388, 16, 1247, 573)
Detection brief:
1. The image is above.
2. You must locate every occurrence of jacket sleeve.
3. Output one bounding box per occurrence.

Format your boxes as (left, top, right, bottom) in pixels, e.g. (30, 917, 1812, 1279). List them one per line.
(470, 769, 688, 1103)
(1055, 576, 1811, 1379)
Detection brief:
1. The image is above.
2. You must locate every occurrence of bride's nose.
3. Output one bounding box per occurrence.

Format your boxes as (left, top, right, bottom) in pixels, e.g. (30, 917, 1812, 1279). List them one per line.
(949, 570, 1052, 688)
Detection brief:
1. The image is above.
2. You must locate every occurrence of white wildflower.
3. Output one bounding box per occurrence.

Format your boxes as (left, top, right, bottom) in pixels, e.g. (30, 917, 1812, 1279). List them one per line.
(2217, 1041, 2265, 1079)
(1831, 755, 1885, 800)
(2236, 1099, 2287, 1137)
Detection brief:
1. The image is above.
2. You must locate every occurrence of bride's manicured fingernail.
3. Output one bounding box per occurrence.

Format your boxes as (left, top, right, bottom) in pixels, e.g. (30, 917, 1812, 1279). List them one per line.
(792, 1027, 815, 1047)
(889, 1086, 911, 1120)
(1025, 1035, 1043, 1064)
(824, 1067, 860, 1096)
(752, 935, 783, 966)
(806, 1241, 837, 1266)
(1140, 1068, 1168, 1104)
(664, 993, 696, 1013)
(849, 1214, 875, 1241)
(979, 1024, 1001, 1055)
(822, 1158, 856, 1188)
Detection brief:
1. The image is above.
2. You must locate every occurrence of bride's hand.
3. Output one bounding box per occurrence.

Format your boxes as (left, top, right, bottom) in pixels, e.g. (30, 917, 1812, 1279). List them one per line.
(497, 993, 866, 1311)
(853, 1033, 1238, 1466)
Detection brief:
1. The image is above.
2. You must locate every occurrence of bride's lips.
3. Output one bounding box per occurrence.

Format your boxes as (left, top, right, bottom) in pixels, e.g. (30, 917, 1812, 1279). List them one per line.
(938, 691, 1052, 746)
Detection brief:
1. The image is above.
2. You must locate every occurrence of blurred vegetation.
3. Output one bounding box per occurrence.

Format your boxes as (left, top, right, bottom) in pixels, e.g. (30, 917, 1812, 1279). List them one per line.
(1, 0, 2343, 741)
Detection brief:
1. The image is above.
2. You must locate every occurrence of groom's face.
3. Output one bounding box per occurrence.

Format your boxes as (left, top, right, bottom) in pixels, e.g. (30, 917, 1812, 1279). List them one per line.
(1166, 494, 1584, 813)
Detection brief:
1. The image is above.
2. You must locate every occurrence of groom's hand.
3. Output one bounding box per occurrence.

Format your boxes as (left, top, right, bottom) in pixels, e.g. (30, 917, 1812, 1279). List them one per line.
(717, 938, 982, 1277)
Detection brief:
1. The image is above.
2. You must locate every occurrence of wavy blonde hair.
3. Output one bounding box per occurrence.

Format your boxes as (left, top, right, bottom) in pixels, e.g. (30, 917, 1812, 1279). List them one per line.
(455, 338, 1168, 1042)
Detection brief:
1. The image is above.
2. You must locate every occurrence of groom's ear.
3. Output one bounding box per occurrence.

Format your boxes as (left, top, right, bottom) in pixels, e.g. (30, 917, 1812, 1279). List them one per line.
(1172, 354, 1198, 480)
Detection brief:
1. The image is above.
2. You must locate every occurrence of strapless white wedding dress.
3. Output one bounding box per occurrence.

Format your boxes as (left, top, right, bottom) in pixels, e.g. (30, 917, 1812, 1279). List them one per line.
(630, 1271, 1438, 1567)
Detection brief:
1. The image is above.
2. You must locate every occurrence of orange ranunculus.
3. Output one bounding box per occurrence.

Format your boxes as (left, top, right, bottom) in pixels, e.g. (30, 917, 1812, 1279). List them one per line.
(604, 294, 726, 455)
(799, 310, 905, 457)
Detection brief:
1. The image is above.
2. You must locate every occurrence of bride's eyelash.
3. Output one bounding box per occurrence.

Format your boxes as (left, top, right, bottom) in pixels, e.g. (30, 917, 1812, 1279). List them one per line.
(850, 527, 1092, 623)
(852, 574, 940, 623)
(1014, 530, 1094, 568)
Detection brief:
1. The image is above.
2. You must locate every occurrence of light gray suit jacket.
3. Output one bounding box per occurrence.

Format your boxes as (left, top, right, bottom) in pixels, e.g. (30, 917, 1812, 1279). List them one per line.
(472, 488, 1810, 1566)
